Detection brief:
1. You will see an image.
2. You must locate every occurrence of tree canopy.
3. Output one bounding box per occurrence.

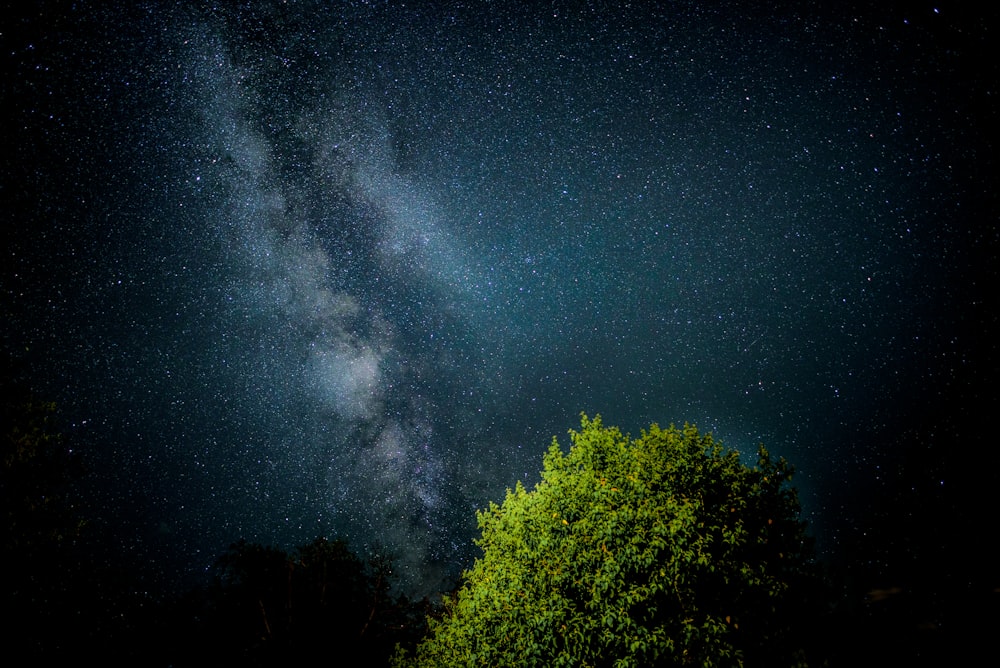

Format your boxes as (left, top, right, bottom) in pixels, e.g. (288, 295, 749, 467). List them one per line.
(395, 415, 818, 667)
(2, 393, 83, 556)
(167, 537, 430, 667)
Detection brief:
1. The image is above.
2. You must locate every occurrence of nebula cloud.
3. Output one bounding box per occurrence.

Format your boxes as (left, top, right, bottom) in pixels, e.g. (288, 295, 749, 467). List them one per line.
(174, 22, 474, 591)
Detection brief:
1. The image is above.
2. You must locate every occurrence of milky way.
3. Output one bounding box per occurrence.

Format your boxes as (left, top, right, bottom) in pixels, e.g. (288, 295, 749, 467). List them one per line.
(4, 1, 997, 596)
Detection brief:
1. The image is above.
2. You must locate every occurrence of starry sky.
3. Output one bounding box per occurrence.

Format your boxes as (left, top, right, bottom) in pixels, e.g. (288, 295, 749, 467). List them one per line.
(3, 1, 998, 597)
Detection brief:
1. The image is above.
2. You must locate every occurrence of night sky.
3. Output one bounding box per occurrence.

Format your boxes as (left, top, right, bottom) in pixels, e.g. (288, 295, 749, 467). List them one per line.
(3, 1, 997, 600)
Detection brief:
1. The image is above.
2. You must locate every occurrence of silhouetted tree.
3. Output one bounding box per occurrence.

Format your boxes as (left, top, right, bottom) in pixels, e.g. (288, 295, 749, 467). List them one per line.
(1, 390, 83, 555)
(165, 537, 430, 666)
(2, 385, 89, 658)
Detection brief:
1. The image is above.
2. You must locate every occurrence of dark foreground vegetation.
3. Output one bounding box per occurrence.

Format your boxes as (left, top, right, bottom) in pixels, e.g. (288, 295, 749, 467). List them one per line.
(3, 390, 995, 666)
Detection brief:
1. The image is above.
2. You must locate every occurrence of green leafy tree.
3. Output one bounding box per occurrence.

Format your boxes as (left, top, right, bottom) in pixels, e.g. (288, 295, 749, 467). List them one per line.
(395, 415, 819, 668)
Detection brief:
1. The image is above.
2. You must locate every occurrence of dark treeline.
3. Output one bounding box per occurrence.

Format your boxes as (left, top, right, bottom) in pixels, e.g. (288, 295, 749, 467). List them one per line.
(9, 534, 433, 666)
(3, 384, 994, 666)
(152, 537, 433, 666)
(1, 382, 430, 666)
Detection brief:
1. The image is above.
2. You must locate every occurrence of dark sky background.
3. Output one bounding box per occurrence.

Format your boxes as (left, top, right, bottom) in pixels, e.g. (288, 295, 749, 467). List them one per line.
(3, 1, 997, 599)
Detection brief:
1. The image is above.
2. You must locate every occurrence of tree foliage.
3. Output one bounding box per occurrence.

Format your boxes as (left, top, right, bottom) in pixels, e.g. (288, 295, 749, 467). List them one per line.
(167, 537, 431, 667)
(395, 415, 818, 667)
(1, 393, 83, 555)
(2, 387, 93, 659)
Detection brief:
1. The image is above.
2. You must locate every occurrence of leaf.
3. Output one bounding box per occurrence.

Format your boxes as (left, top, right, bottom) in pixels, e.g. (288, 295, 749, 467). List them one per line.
(395, 414, 816, 668)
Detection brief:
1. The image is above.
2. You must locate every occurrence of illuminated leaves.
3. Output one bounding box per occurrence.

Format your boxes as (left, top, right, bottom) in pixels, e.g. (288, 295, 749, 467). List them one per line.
(395, 414, 814, 667)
